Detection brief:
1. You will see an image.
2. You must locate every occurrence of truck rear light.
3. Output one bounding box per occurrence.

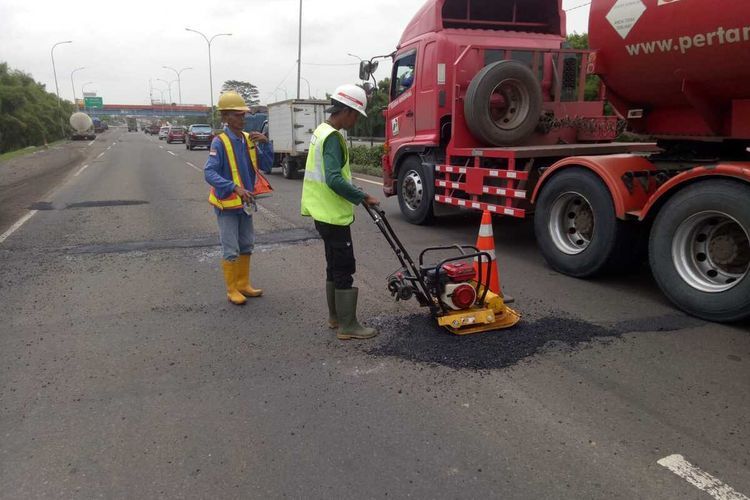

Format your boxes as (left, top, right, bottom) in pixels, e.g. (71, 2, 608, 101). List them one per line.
(383, 142, 390, 154)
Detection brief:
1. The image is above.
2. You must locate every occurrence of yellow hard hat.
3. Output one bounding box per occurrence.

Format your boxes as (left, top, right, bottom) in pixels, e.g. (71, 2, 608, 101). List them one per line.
(217, 91, 250, 111)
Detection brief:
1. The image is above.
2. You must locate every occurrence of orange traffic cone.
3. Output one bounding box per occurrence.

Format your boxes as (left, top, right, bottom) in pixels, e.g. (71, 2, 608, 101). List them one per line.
(473, 210, 513, 302)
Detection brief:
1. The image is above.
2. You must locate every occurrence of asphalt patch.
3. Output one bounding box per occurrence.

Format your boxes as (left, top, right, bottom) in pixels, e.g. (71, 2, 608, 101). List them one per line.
(29, 202, 55, 210)
(66, 200, 149, 208)
(365, 312, 703, 370)
(63, 227, 320, 255)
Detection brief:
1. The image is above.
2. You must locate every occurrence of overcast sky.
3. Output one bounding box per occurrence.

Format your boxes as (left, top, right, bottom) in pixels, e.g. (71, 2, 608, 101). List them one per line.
(0, 0, 590, 106)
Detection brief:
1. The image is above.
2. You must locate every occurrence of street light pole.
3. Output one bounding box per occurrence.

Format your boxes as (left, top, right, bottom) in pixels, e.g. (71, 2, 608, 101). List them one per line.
(300, 77, 312, 99)
(186, 28, 232, 128)
(50, 40, 72, 137)
(163, 65, 192, 106)
(296, 0, 303, 100)
(156, 78, 175, 105)
(70, 66, 86, 111)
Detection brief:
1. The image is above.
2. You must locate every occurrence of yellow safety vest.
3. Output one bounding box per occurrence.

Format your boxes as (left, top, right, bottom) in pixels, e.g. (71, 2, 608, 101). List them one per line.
(300, 123, 354, 226)
(208, 132, 259, 210)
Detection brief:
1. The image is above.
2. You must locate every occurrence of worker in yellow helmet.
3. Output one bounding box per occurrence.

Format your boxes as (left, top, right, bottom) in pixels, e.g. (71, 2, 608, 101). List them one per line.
(204, 90, 274, 305)
(301, 84, 380, 340)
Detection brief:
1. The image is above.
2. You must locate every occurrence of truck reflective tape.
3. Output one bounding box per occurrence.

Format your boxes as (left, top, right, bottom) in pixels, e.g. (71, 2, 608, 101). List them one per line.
(437, 64, 446, 85)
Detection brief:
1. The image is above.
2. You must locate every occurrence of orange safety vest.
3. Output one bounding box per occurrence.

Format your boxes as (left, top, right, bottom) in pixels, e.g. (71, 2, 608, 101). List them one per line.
(208, 132, 260, 210)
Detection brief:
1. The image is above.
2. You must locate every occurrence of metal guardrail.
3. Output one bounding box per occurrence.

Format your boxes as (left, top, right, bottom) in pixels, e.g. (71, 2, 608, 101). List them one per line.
(348, 136, 385, 147)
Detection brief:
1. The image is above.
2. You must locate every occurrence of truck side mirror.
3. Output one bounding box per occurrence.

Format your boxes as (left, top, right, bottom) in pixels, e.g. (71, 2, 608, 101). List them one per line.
(359, 61, 372, 81)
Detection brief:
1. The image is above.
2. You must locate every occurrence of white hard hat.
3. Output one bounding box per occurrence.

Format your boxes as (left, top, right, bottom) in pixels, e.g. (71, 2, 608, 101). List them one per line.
(330, 84, 368, 117)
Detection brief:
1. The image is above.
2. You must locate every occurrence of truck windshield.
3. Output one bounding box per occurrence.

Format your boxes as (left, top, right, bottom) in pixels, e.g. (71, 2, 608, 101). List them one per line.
(391, 52, 417, 100)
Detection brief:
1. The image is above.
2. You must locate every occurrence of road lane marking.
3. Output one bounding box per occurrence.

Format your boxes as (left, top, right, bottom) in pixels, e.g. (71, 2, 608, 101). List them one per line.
(658, 454, 749, 500)
(112, 142, 116, 146)
(159, 145, 164, 149)
(87, 140, 95, 146)
(0, 210, 38, 244)
(96, 152, 104, 159)
(168, 151, 176, 156)
(354, 176, 383, 186)
(74, 164, 89, 176)
(185, 162, 201, 172)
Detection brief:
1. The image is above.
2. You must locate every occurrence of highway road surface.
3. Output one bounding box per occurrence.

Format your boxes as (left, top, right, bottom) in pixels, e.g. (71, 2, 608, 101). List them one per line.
(1, 128, 748, 499)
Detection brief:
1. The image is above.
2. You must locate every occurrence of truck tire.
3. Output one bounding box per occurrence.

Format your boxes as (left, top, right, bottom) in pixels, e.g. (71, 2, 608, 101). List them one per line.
(464, 60, 542, 146)
(649, 180, 750, 322)
(534, 168, 637, 277)
(282, 156, 298, 179)
(397, 155, 434, 225)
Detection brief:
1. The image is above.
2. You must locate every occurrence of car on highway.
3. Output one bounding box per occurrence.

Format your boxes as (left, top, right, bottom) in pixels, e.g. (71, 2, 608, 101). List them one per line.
(166, 126, 186, 144)
(186, 124, 213, 150)
(158, 126, 169, 140)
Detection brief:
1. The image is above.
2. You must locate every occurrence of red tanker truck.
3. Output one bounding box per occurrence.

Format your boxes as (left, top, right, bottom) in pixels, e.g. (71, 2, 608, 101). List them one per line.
(359, 0, 750, 321)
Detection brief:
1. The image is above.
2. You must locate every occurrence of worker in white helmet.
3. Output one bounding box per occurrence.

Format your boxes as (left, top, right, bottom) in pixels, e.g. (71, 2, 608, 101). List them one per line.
(300, 84, 380, 340)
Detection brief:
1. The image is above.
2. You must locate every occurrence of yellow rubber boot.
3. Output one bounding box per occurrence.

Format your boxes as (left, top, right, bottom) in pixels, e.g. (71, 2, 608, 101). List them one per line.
(222, 260, 247, 305)
(237, 254, 263, 297)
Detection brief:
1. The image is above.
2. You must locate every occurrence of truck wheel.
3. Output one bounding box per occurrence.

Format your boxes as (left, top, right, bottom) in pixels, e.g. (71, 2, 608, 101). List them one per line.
(534, 168, 635, 277)
(465, 60, 542, 146)
(649, 181, 750, 322)
(397, 155, 434, 225)
(282, 157, 298, 179)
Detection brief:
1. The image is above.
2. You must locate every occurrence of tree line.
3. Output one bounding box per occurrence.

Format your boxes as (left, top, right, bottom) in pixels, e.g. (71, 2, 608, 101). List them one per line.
(0, 62, 75, 154)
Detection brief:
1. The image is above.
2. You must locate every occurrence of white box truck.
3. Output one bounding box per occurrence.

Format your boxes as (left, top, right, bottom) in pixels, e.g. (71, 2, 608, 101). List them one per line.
(267, 99, 345, 179)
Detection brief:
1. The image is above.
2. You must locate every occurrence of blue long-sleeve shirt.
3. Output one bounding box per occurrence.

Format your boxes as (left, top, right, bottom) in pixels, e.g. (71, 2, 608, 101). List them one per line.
(204, 127, 273, 208)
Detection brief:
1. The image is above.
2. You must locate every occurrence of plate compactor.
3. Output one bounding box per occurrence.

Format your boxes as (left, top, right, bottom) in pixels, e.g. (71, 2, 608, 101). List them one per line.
(363, 203, 520, 335)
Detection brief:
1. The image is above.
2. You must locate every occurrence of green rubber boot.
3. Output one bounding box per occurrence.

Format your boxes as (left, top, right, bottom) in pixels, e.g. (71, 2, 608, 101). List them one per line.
(326, 281, 338, 329)
(335, 287, 378, 340)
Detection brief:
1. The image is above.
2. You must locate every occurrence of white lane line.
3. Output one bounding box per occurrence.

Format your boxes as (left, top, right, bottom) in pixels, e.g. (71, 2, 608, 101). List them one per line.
(167, 151, 176, 156)
(87, 140, 95, 146)
(185, 162, 202, 172)
(159, 145, 164, 149)
(353, 176, 383, 186)
(106, 146, 111, 151)
(74, 164, 89, 176)
(96, 152, 104, 159)
(658, 454, 749, 500)
(111, 142, 116, 146)
(0, 210, 38, 244)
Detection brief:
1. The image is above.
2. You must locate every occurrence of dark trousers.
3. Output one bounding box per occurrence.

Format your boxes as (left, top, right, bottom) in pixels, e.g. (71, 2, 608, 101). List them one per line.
(314, 220, 355, 289)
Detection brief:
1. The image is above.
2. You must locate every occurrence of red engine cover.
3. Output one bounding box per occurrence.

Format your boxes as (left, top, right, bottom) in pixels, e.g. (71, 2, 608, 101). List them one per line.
(442, 262, 476, 282)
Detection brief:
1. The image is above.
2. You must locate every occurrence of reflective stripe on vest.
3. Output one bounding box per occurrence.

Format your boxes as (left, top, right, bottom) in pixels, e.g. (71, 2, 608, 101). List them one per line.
(300, 123, 354, 226)
(208, 132, 259, 210)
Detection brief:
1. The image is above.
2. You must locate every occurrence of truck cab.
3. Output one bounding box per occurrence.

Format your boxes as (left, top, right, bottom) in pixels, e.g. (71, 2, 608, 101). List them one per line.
(379, 0, 614, 199)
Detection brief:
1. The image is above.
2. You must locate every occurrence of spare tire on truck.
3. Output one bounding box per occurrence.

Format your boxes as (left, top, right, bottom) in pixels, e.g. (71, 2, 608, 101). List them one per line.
(464, 60, 542, 146)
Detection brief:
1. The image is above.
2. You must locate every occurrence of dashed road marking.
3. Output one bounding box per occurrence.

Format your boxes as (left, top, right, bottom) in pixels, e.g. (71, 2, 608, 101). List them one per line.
(354, 176, 383, 186)
(74, 164, 90, 176)
(87, 140, 95, 146)
(168, 151, 176, 156)
(185, 162, 201, 172)
(658, 454, 749, 500)
(96, 152, 104, 159)
(0, 210, 38, 244)
(159, 145, 164, 149)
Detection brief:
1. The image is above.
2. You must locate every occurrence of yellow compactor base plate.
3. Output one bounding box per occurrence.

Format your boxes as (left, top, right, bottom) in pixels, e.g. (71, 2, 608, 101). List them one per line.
(437, 304, 521, 335)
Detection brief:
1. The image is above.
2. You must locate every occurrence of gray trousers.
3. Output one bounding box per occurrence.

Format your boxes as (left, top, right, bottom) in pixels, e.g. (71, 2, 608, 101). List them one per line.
(216, 209, 255, 261)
